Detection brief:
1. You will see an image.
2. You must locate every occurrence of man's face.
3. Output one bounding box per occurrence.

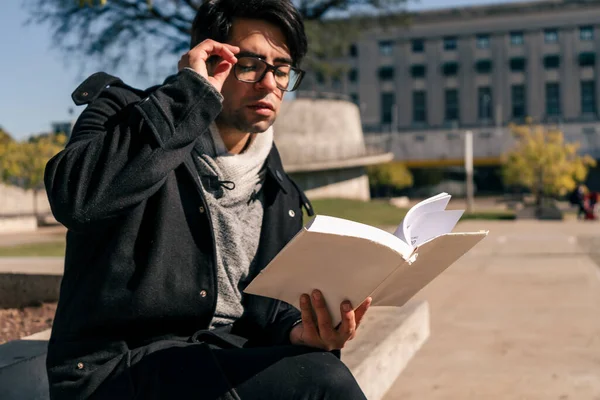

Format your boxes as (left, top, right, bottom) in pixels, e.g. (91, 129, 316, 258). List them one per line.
(216, 18, 292, 134)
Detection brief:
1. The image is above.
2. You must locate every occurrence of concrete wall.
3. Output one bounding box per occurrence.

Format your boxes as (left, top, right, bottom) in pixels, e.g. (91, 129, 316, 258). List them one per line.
(290, 167, 370, 201)
(0, 217, 37, 234)
(0, 184, 50, 216)
(275, 99, 378, 201)
(274, 99, 370, 166)
(0, 184, 52, 233)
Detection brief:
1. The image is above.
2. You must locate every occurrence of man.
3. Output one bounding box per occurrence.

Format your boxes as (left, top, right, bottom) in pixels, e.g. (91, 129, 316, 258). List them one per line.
(44, 0, 370, 399)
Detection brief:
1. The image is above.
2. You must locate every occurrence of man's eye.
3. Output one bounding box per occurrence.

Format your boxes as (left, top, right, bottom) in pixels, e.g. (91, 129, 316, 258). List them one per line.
(239, 65, 257, 72)
(275, 70, 289, 78)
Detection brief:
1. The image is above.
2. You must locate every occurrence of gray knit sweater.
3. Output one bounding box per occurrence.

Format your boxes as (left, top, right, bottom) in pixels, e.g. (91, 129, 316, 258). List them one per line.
(193, 123, 273, 328)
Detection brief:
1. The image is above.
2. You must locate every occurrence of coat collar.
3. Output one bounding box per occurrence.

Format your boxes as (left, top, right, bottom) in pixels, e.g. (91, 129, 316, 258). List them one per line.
(265, 144, 314, 217)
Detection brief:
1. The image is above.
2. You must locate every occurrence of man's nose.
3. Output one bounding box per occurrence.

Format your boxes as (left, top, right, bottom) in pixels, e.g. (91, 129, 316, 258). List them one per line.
(256, 70, 278, 91)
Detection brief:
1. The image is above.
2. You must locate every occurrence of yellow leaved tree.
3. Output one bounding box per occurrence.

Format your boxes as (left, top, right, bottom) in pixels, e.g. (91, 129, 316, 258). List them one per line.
(0, 128, 15, 182)
(367, 162, 413, 197)
(502, 122, 596, 207)
(2, 133, 67, 217)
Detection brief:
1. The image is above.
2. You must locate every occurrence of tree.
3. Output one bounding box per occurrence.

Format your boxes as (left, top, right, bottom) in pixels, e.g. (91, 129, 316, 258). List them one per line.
(0, 128, 16, 182)
(502, 122, 596, 207)
(2, 133, 67, 217)
(24, 0, 409, 79)
(367, 162, 413, 197)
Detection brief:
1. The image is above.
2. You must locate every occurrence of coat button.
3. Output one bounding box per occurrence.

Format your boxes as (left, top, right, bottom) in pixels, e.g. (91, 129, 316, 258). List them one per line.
(199, 206, 205, 214)
(77, 362, 84, 370)
(289, 210, 296, 218)
(200, 290, 207, 298)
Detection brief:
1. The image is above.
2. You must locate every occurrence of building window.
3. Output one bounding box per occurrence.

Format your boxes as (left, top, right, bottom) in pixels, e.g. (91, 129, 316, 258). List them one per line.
(315, 71, 325, 84)
(510, 57, 526, 72)
(412, 39, 424, 53)
(350, 93, 359, 106)
(413, 91, 427, 123)
(543, 55, 560, 69)
(580, 26, 594, 41)
(512, 85, 527, 119)
(381, 92, 395, 125)
(476, 34, 490, 49)
(378, 66, 394, 81)
(546, 83, 561, 117)
(581, 81, 596, 115)
(442, 62, 459, 76)
(579, 52, 596, 67)
(478, 87, 493, 120)
(348, 69, 358, 83)
(332, 76, 341, 90)
(445, 89, 459, 121)
(379, 40, 393, 56)
(510, 31, 524, 46)
(443, 36, 457, 51)
(544, 29, 559, 43)
(349, 44, 358, 57)
(410, 64, 427, 78)
(475, 59, 493, 74)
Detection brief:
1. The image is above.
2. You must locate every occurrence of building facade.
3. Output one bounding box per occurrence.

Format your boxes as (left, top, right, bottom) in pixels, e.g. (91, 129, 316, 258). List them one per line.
(305, 0, 600, 140)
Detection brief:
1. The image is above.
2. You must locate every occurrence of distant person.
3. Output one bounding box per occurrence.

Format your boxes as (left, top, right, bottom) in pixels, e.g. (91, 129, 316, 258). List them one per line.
(44, 0, 370, 399)
(570, 184, 586, 220)
(586, 191, 599, 220)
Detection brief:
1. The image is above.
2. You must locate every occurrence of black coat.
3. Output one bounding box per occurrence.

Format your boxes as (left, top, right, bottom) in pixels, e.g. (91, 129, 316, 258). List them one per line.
(44, 70, 314, 399)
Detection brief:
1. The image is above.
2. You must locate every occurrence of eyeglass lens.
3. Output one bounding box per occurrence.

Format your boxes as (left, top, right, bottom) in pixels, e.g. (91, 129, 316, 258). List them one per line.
(235, 57, 301, 91)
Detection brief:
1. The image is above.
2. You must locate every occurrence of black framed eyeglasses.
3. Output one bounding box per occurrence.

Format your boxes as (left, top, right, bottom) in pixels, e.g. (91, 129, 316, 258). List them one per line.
(233, 56, 305, 92)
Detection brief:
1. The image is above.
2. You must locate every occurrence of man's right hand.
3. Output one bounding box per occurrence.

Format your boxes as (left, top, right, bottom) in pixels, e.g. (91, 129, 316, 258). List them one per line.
(178, 39, 240, 93)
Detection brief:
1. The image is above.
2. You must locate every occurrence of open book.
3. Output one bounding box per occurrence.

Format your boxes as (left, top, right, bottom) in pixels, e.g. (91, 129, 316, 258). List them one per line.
(244, 193, 488, 326)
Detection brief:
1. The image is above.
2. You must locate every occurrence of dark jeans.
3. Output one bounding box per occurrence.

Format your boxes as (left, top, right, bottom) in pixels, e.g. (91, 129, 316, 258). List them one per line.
(92, 340, 367, 400)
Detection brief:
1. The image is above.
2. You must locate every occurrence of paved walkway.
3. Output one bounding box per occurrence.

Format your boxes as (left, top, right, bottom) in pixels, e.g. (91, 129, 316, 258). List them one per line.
(384, 220, 600, 399)
(2, 220, 600, 398)
(0, 226, 66, 248)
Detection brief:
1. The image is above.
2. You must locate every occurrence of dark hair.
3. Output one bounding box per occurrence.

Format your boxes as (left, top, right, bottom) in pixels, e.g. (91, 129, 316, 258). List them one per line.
(191, 0, 308, 66)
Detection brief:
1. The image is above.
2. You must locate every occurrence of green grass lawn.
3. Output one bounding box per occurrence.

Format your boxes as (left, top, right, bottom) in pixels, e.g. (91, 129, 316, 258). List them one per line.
(306, 198, 515, 226)
(0, 199, 514, 257)
(0, 241, 66, 257)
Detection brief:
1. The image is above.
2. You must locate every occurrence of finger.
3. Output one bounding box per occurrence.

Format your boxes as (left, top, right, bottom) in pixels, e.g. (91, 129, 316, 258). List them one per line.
(195, 40, 239, 63)
(299, 293, 319, 337)
(211, 60, 233, 81)
(311, 290, 335, 338)
(354, 297, 372, 328)
(337, 301, 356, 340)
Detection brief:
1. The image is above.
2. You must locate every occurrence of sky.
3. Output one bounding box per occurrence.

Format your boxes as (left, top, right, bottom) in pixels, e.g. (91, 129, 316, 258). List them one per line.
(1, 0, 527, 139)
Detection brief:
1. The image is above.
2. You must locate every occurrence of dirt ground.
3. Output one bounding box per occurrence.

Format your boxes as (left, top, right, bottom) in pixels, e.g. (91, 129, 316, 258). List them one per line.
(0, 302, 56, 344)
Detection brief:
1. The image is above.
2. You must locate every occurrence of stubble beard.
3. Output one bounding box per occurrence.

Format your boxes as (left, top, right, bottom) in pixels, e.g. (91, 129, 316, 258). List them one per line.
(217, 108, 276, 135)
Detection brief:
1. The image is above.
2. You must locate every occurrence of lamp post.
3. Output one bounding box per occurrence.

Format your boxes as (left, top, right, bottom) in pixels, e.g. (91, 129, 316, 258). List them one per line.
(465, 130, 474, 213)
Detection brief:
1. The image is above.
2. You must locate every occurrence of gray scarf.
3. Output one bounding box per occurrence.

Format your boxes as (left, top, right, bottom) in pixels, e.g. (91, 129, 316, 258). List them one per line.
(193, 123, 274, 328)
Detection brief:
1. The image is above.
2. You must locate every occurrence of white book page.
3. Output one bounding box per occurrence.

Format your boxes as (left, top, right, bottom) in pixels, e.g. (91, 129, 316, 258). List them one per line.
(308, 215, 413, 257)
(407, 209, 464, 247)
(393, 193, 451, 243)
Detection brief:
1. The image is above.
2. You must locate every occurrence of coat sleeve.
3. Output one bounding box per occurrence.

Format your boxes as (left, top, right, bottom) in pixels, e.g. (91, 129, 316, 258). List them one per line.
(263, 302, 341, 358)
(44, 69, 222, 231)
(263, 301, 302, 345)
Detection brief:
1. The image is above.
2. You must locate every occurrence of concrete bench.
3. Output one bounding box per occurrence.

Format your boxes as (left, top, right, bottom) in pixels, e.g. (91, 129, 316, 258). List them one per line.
(0, 301, 430, 400)
(0, 258, 63, 309)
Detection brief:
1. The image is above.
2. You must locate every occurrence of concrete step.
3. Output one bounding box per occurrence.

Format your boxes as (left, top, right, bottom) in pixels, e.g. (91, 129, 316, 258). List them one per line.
(0, 257, 63, 308)
(0, 302, 430, 400)
(342, 301, 430, 400)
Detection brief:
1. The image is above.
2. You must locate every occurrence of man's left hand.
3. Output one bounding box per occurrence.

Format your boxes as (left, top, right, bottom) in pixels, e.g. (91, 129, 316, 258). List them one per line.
(289, 290, 372, 351)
